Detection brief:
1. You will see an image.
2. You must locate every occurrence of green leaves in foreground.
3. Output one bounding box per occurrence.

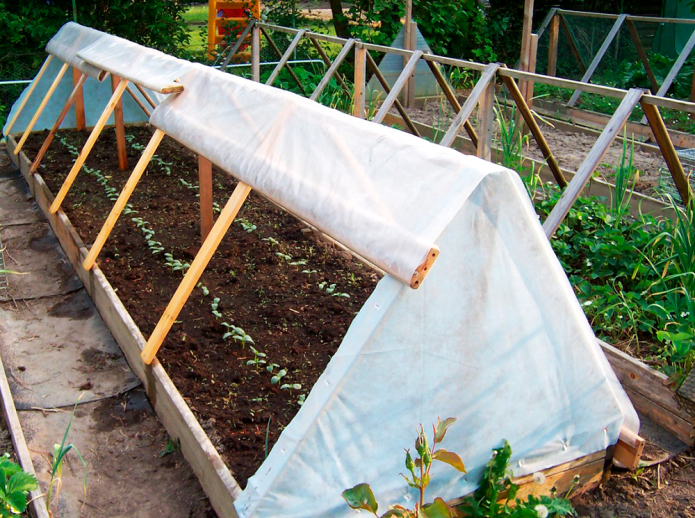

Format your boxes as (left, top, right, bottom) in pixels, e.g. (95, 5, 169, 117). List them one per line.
(0, 454, 38, 517)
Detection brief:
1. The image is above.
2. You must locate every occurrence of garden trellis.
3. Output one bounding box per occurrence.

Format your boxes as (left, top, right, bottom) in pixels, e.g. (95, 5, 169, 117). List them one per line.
(3, 21, 673, 517)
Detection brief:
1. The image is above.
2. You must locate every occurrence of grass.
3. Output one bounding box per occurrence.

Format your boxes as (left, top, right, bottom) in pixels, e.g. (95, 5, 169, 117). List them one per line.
(182, 4, 208, 25)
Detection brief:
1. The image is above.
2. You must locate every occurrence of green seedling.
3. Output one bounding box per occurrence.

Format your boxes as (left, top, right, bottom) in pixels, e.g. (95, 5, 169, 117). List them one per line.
(276, 252, 292, 262)
(211, 298, 222, 318)
(0, 454, 38, 517)
(280, 383, 301, 394)
(297, 394, 306, 406)
(262, 237, 279, 246)
(197, 283, 210, 296)
(270, 369, 287, 385)
(237, 219, 257, 233)
(318, 281, 350, 298)
(266, 363, 280, 373)
(247, 346, 267, 368)
(222, 323, 254, 347)
(159, 437, 181, 457)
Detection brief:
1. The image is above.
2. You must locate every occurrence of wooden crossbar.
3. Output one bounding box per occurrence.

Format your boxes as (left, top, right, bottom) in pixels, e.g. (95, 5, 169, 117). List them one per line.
(83, 129, 166, 271)
(372, 50, 424, 124)
(49, 78, 130, 214)
(440, 63, 499, 148)
(366, 53, 421, 137)
(568, 14, 627, 107)
(14, 62, 70, 155)
(543, 88, 645, 237)
(266, 30, 306, 87)
(141, 182, 252, 364)
(4, 55, 53, 135)
(500, 74, 567, 187)
(260, 27, 306, 95)
(29, 72, 87, 176)
(310, 39, 356, 101)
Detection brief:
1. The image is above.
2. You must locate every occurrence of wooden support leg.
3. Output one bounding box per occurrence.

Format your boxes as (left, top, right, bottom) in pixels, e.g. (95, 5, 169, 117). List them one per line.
(372, 51, 424, 124)
(83, 129, 166, 271)
(524, 34, 539, 107)
(476, 77, 495, 161)
(4, 55, 53, 135)
(266, 30, 306, 87)
(49, 79, 130, 214)
(404, 21, 417, 108)
(14, 62, 70, 154)
(547, 15, 560, 77)
(111, 75, 128, 171)
(543, 88, 645, 238)
(29, 72, 87, 176)
(310, 39, 356, 102)
(501, 74, 567, 187)
(72, 66, 86, 131)
(198, 156, 214, 242)
(439, 63, 499, 148)
(641, 100, 692, 205)
(141, 182, 252, 365)
(252, 25, 261, 83)
(568, 14, 627, 107)
(353, 43, 367, 119)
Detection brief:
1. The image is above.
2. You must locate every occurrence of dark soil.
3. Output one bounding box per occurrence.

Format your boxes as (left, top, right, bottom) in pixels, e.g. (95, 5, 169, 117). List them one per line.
(23, 126, 379, 488)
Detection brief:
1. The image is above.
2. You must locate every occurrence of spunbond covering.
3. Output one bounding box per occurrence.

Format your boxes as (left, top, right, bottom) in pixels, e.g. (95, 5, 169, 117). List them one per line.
(144, 65, 638, 516)
(149, 64, 490, 285)
(45, 22, 106, 80)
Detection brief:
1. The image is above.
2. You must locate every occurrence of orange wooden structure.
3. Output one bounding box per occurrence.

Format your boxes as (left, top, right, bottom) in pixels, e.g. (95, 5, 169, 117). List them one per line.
(208, 0, 260, 55)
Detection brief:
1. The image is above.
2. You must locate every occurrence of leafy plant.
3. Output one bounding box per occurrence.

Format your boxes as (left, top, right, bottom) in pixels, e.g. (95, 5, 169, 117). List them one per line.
(0, 454, 38, 517)
(247, 346, 267, 368)
(270, 368, 287, 385)
(342, 417, 466, 517)
(222, 323, 255, 347)
(159, 437, 181, 458)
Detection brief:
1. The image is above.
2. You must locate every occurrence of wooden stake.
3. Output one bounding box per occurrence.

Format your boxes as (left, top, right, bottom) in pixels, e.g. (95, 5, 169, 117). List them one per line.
(524, 34, 539, 107)
(440, 63, 499, 148)
(252, 25, 261, 82)
(543, 88, 644, 238)
(519, 0, 534, 73)
(29, 72, 87, 176)
(198, 155, 214, 242)
(626, 19, 659, 94)
(49, 79, 129, 214)
(310, 39, 356, 101)
(476, 76, 495, 161)
(14, 62, 70, 155)
(4, 54, 53, 135)
(83, 129, 166, 271)
(547, 14, 560, 76)
(353, 43, 367, 118)
(614, 427, 646, 471)
(569, 14, 627, 107)
(501, 74, 567, 187)
(372, 50, 423, 124)
(207, 0, 217, 59)
(111, 75, 128, 170)
(641, 100, 692, 205)
(266, 30, 306, 87)
(141, 182, 252, 365)
(72, 66, 86, 130)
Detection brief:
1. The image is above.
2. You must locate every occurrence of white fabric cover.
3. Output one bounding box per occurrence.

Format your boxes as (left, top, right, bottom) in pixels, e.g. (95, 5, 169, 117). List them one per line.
(149, 65, 489, 285)
(235, 169, 638, 517)
(77, 33, 195, 94)
(45, 22, 105, 80)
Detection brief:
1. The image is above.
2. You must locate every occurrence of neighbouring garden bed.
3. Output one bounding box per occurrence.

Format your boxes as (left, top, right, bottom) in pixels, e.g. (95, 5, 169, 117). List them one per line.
(20, 122, 693, 489)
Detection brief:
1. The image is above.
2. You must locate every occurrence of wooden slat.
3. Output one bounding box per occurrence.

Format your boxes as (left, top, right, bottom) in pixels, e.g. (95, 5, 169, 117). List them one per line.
(476, 75, 495, 161)
(135, 83, 157, 109)
(141, 182, 252, 364)
(367, 53, 421, 137)
(29, 72, 87, 176)
(424, 59, 477, 146)
(49, 79, 129, 214)
(207, 0, 216, 56)
(111, 75, 128, 171)
(83, 130, 165, 270)
(72, 66, 85, 130)
(568, 14, 627, 107)
(410, 248, 438, 289)
(523, 34, 539, 106)
(13, 62, 70, 154)
(266, 30, 306, 87)
(519, 0, 534, 76)
(353, 43, 367, 118)
(4, 54, 53, 135)
(198, 155, 214, 242)
(125, 85, 151, 117)
(404, 21, 417, 108)
(614, 428, 646, 470)
(221, 19, 256, 69)
(252, 25, 260, 82)
(641, 100, 692, 205)
(501, 74, 567, 186)
(259, 27, 306, 95)
(310, 39, 356, 101)
(626, 19, 659, 94)
(373, 50, 424, 123)
(559, 14, 587, 74)
(543, 88, 644, 237)
(160, 83, 184, 94)
(309, 37, 352, 97)
(440, 63, 499, 148)
(547, 14, 560, 77)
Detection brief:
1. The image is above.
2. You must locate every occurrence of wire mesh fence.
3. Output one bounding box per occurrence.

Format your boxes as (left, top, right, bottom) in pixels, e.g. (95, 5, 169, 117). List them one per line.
(0, 55, 43, 128)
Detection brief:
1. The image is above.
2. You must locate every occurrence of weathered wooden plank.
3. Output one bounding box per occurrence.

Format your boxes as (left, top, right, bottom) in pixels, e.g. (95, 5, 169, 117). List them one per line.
(568, 14, 627, 107)
(476, 76, 495, 161)
(252, 25, 260, 82)
(543, 88, 644, 238)
(353, 43, 367, 118)
(650, 28, 695, 101)
(547, 14, 560, 77)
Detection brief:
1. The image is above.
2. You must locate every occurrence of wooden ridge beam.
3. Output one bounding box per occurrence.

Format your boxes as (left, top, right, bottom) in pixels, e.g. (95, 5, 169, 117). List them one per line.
(543, 88, 645, 238)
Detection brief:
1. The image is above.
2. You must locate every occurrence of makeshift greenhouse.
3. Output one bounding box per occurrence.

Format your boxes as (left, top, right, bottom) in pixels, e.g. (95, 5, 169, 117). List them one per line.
(4, 23, 641, 517)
